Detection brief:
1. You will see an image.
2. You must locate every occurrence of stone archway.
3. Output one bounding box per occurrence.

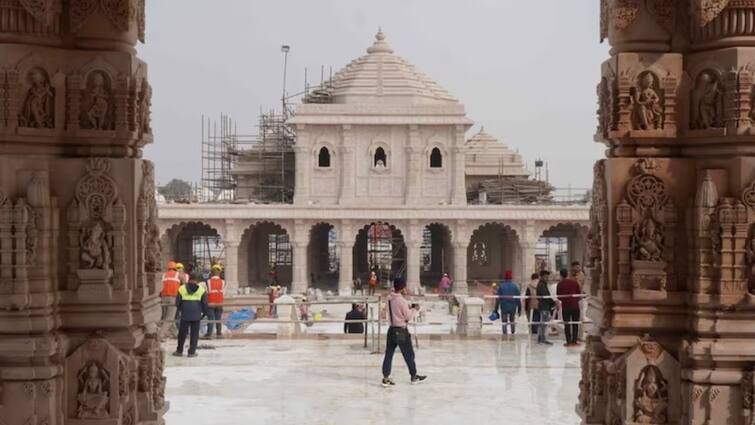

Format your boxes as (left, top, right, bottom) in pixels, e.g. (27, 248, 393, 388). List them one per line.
(307, 222, 338, 291)
(239, 221, 292, 292)
(534, 222, 589, 276)
(353, 222, 407, 290)
(420, 223, 453, 289)
(161, 221, 225, 275)
(467, 223, 520, 290)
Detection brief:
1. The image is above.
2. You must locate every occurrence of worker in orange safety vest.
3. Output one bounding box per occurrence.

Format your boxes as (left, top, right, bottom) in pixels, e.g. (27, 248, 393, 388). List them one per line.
(160, 261, 182, 339)
(203, 264, 226, 339)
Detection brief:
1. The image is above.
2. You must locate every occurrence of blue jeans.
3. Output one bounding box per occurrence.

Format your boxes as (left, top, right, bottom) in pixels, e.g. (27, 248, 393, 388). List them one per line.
(382, 327, 417, 378)
(205, 306, 223, 336)
(537, 310, 552, 343)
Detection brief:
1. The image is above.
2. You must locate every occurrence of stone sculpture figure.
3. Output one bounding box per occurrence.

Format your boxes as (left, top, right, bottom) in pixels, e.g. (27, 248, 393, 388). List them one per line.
(635, 216, 663, 261)
(632, 72, 662, 130)
(80, 221, 112, 270)
(144, 222, 161, 273)
(633, 365, 669, 423)
(691, 71, 722, 129)
(76, 362, 110, 419)
(19, 68, 54, 129)
(85, 72, 113, 130)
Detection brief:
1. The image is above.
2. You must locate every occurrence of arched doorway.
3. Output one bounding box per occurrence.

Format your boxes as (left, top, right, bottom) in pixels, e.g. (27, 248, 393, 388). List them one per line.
(163, 221, 224, 275)
(420, 223, 453, 288)
(239, 221, 292, 291)
(354, 222, 406, 288)
(308, 222, 338, 291)
(536, 223, 588, 275)
(467, 223, 520, 288)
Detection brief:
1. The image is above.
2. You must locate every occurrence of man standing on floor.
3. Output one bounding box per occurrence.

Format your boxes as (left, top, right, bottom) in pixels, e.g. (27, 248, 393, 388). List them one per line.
(524, 272, 541, 335)
(557, 268, 582, 347)
(381, 278, 427, 387)
(344, 303, 367, 334)
(536, 270, 556, 345)
(173, 272, 208, 358)
(494, 270, 521, 337)
(159, 261, 181, 340)
(204, 264, 225, 339)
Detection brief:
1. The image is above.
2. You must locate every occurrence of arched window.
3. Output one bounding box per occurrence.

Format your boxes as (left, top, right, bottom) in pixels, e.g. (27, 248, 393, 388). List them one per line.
(374, 147, 387, 167)
(430, 147, 443, 168)
(318, 147, 331, 168)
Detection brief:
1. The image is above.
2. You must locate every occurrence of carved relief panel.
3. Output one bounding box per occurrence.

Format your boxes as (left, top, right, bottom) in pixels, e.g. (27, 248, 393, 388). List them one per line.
(616, 159, 677, 298)
(66, 158, 126, 295)
(65, 337, 130, 422)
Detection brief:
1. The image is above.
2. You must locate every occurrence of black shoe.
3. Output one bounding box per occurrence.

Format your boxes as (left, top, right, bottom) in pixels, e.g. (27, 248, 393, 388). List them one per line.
(201, 334, 212, 340)
(543, 341, 553, 345)
(172, 351, 183, 357)
(411, 375, 427, 385)
(188, 353, 198, 358)
(381, 377, 396, 388)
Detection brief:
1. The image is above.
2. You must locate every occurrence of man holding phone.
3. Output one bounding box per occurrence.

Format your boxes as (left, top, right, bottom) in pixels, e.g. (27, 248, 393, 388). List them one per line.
(381, 278, 427, 387)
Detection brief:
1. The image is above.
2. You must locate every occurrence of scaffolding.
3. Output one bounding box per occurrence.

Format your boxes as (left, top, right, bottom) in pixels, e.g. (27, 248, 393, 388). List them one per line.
(199, 109, 296, 204)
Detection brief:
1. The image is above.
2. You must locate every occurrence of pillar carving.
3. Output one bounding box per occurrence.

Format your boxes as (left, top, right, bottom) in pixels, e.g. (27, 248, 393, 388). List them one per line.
(405, 220, 423, 293)
(581, 2, 755, 424)
(0, 2, 165, 424)
(223, 240, 240, 295)
(451, 220, 470, 294)
(339, 124, 356, 204)
(293, 135, 310, 205)
(404, 125, 422, 204)
(338, 220, 354, 296)
(291, 220, 309, 295)
(451, 125, 467, 205)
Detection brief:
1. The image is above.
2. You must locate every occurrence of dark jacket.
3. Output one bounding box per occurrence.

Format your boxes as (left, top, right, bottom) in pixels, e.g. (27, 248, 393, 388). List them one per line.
(536, 279, 555, 312)
(495, 280, 521, 315)
(557, 278, 582, 310)
(344, 309, 366, 334)
(175, 282, 208, 322)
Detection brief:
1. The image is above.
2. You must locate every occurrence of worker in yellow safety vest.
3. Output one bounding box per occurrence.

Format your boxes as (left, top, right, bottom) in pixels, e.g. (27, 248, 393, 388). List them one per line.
(173, 272, 208, 358)
(159, 261, 181, 339)
(203, 264, 226, 339)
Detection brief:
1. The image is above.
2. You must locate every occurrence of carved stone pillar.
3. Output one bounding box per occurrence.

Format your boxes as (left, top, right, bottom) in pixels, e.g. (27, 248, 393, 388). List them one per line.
(452, 241, 468, 295)
(338, 221, 354, 296)
(580, 2, 755, 424)
(293, 144, 310, 205)
(0, 2, 164, 425)
(223, 240, 240, 295)
(404, 125, 422, 205)
(339, 125, 356, 204)
(291, 221, 309, 295)
(451, 125, 467, 205)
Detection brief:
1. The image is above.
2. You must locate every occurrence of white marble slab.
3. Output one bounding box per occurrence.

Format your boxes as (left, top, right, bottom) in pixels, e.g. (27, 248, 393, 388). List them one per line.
(164, 338, 583, 425)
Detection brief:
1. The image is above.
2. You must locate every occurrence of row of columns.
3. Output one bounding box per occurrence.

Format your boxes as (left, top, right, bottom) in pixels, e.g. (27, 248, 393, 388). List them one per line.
(167, 219, 586, 296)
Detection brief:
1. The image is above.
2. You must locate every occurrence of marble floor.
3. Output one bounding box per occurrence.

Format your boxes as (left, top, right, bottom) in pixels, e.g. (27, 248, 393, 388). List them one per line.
(164, 337, 583, 425)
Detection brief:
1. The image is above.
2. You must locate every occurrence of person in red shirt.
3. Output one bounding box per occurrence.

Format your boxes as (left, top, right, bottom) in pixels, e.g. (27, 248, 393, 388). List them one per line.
(556, 269, 582, 347)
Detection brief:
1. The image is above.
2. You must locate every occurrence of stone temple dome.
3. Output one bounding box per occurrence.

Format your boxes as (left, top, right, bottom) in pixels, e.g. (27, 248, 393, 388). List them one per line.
(465, 127, 530, 178)
(329, 30, 458, 105)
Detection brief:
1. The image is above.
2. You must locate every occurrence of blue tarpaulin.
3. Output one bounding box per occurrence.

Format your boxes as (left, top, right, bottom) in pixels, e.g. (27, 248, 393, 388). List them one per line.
(226, 308, 255, 331)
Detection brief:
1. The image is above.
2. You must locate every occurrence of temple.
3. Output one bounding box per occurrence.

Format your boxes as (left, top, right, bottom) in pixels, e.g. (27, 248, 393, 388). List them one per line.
(157, 31, 590, 297)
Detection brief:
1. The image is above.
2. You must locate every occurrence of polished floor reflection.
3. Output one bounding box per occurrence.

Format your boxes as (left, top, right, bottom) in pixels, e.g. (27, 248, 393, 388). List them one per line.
(164, 338, 582, 425)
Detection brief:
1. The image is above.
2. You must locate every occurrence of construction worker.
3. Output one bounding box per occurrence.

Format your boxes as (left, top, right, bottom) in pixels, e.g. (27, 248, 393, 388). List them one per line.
(159, 261, 181, 339)
(204, 264, 226, 339)
(174, 272, 208, 358)
(175, 262, 187, 283)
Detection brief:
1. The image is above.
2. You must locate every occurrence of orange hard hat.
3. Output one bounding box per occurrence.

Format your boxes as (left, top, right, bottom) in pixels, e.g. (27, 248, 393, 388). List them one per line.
(167, 261, 177, 270)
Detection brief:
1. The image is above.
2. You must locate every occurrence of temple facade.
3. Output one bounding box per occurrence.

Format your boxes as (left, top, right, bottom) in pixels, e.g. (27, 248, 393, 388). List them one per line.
(579, 1, 755, 424)
(157, 32, 590, 296)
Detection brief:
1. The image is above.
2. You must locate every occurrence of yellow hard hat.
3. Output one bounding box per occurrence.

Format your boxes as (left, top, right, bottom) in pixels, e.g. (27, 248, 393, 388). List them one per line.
(211, 264, 223, 272)
(175, 262, 184, 270)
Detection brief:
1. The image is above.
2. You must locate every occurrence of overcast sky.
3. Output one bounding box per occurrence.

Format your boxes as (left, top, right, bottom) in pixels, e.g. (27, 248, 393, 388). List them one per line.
(141, 0, 608, 188)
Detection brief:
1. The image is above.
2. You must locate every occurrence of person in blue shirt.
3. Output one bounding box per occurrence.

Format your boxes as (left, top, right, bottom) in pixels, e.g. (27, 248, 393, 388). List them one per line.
(494, 269, 521, 336)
